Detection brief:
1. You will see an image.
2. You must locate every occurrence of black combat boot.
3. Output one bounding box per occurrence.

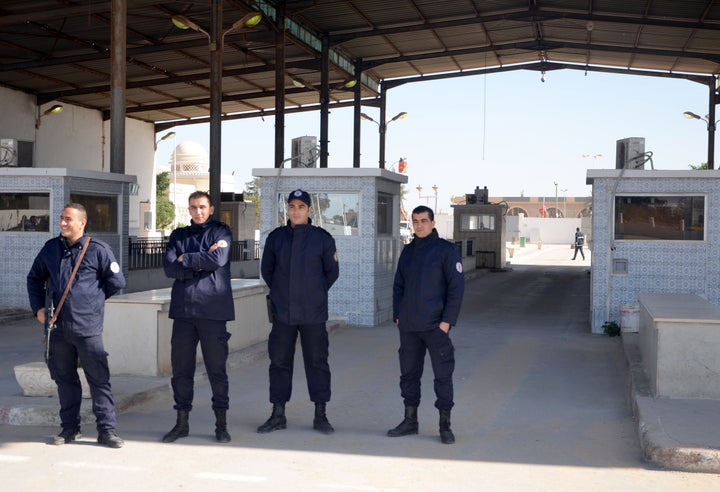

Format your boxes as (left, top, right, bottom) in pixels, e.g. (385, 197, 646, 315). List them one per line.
(313, 403, 335, 434)
(439, 409, 455, 444)
(162, 409, 189, 443)
(52, 427, 81, 445)
(97, 431, 125, 448)
(257, 403, 287, 433)
(214, 409, 231, 443)
(387, 406, 418, 437)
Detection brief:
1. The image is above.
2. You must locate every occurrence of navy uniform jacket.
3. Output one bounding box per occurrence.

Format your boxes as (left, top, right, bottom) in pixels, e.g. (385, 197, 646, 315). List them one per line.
(261, 220, 339, 326)
(393, 229, 464, 332)
(27, 234, 126, 337)
(163, 218, 235, 321)
(575, 230, 585, 246)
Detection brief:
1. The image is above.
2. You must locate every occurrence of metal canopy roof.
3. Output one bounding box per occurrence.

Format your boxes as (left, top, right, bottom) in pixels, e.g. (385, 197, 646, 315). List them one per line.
(1, 0, 719, 128)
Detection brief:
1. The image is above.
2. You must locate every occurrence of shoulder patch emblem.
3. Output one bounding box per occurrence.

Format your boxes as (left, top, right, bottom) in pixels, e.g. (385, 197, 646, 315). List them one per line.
(456, 261, 463, 273)
(217, 240, 229, 248)
(110, 262, 120, 273)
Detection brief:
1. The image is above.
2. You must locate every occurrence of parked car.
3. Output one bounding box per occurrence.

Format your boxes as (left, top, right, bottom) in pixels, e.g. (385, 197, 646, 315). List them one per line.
(400, 220, 413, 243)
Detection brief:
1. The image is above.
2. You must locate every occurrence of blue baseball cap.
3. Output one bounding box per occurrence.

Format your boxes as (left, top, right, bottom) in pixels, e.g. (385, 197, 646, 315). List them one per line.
(288, 189, 311, 207)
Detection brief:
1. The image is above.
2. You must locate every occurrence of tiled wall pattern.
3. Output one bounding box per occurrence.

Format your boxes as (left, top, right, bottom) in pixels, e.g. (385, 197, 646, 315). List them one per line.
(0, 173, 129, 309)
(259, 174, 403, 326)
(590, 175, 719, 333)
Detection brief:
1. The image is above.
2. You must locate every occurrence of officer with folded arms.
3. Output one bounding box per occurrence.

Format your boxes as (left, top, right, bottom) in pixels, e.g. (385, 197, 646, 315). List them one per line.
(161, 191, 235, 443)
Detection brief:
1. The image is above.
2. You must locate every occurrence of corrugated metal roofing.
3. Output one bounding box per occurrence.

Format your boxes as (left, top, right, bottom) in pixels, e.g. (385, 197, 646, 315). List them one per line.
(0, 0, 717, 128)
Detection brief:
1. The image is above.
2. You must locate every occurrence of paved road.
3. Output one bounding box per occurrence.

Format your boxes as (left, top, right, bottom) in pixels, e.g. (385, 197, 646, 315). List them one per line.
(1, 246, 719, 490)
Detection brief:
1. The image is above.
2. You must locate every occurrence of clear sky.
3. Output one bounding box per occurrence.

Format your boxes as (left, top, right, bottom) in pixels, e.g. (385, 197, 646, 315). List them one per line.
(155, 68, 716, 215)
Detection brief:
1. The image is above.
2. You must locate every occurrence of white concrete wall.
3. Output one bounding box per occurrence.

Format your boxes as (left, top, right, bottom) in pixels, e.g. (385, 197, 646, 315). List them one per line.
(0, 85, 155, 237)
(0, 86, 36, 142)
(104, 279, 271, 376)
(111, 118, 154, 236)
(36, 104, 104, 171)
(505, 214, 583, 244)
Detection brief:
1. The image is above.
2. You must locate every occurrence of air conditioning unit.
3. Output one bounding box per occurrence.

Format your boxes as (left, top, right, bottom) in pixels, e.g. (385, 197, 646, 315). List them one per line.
(616, 137, 646, 169)
(291, 136, 318, 168)
(0, 138, 18, 166)
(17, 140, 34, 167)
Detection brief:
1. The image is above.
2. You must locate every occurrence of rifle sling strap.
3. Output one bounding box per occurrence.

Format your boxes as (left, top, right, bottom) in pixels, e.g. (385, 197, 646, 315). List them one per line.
(49, 236, 91, 327)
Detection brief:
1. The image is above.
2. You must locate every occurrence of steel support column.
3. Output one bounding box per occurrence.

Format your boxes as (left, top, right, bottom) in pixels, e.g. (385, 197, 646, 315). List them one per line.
(274, 5, 286, 168)
(209, 0, 223, 204)
(708, 77, 717, 170)
(352, 59, 362, 168)
(319, 37, 329, 168)
(110, 0, 126, 174)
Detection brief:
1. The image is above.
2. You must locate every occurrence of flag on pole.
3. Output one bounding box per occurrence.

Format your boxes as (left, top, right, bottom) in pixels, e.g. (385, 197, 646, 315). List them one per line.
(398, 157, 407, 173)
(539, 197, 547, 217)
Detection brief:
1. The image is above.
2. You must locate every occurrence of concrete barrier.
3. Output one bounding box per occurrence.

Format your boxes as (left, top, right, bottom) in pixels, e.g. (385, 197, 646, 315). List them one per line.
(14, 361, 91, 398)
(638, 292, 720, 398)
(103, 279, 271, 376)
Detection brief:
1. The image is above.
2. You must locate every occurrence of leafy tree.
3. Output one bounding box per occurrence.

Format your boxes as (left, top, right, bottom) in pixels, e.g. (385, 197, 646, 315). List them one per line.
(689, 162, 709, 170)
(244, 177, 261, 228)
(156, 171, 175, 230)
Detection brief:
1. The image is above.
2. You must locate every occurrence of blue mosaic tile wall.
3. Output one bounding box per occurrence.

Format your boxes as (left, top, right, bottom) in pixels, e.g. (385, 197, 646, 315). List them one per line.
(590, 174, 720, 333)
(259, 174, 403, 327)
(0, 173, 129, 309)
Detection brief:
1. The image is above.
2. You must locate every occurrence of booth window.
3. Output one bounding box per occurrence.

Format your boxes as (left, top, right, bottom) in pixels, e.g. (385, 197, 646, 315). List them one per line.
(0, 192, 50, 232)
(614, 195, 704, 240)
(376, 192, 392, 235)
(461, 214, 495, 231)
(276, 192, 359, 236)
(70, 194, 118, 233)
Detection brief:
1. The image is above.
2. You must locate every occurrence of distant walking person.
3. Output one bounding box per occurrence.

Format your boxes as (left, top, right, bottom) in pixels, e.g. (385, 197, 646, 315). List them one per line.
(27, 203, 126, 448)
(258, 189, 339, 435)
(572, 227, 586, 260)
(162, 191, 235, 443)
(389, 205, 465, 444)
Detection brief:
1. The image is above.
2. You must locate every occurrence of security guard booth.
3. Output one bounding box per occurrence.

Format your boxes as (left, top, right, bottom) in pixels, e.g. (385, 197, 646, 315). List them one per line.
(452, 186, 507, 270)
(253, 167, 407, 327)
(0, 167, 135, 309)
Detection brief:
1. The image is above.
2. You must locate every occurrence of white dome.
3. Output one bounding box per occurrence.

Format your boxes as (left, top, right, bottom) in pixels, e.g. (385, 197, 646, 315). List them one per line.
(169, 141, 208, 176)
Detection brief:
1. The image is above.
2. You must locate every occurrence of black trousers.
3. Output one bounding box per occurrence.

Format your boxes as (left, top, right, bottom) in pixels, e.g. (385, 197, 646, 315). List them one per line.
(572, 245, 585, 259)
(397, 328, 455, 410)
(170, 318, 231, 411)
(267, 320, 331, 404)
(48, 329, 117, 432)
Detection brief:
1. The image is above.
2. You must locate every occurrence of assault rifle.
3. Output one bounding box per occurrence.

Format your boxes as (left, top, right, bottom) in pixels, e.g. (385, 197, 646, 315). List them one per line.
(43, 288, 55, 365)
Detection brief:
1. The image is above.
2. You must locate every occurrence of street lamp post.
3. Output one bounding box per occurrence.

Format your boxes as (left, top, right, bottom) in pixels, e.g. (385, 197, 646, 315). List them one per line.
(417, 184, 439, 211)
(683, 110, 719, 170)
(553, 181, 559, 218)
(561, 188, 568, 218)
(361, 111, 408, 168)
(171, 8, 262, 204)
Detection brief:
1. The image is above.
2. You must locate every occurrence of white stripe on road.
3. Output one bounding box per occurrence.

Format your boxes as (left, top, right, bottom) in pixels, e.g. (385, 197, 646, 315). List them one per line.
(0, 454, 30, 463)
(192, 472, 267, 483)
(58, 461, 144, 472)
(318, 485, 401, 492)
